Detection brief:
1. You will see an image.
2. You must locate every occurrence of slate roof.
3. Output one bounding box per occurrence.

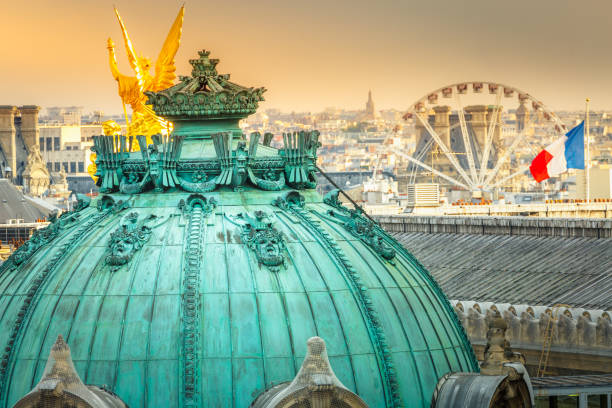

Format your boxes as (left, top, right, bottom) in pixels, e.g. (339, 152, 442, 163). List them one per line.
(531, 374, 612, 389)
(0, 179, 51, 223)
(389, 232, 612, 311)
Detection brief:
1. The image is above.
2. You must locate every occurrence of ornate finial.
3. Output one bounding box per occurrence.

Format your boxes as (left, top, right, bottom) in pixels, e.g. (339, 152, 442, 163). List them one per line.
(50, 334, 69, 356)
(252, 337, 368, 407)
(38, 334, 83, 387)
(292, 337, 339, 386)
(13, 335, 128, 407)
(146, 49, 266, 119)
(189, 49, 219, 78)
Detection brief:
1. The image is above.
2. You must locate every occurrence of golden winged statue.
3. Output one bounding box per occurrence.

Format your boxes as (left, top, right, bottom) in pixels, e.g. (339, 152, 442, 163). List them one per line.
(89, 6, 184, 181)
(107, 5, 184, 139)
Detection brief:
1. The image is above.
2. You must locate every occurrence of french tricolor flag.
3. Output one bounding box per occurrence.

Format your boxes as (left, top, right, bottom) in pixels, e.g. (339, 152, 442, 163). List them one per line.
(529, 121, 585, 182)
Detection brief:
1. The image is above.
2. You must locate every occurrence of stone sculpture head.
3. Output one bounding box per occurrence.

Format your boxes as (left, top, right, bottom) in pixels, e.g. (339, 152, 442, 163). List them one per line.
(108, 228, 137, 265)
(236, 211, 286, 271)
(106, 212, 152, 266)
(254, 228, 284, 267)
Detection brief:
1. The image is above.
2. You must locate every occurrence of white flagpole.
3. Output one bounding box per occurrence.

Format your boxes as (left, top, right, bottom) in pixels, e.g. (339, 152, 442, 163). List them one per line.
(585, 98, 590, 202)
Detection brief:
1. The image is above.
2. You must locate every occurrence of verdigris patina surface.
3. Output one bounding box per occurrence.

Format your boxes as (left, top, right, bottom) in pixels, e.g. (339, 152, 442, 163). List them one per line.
(228, 210, 287, 272)
(92, 50, 319, 197)
(0, 49, 478, 408)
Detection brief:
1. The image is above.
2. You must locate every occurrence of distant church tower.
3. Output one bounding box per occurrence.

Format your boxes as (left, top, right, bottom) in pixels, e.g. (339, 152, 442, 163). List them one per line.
(516, 97, 530, 132)
(363, 90, 376, 121)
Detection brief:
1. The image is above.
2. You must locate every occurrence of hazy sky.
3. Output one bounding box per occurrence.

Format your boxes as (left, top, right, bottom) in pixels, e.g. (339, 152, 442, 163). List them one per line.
(2, 0, 611, 115)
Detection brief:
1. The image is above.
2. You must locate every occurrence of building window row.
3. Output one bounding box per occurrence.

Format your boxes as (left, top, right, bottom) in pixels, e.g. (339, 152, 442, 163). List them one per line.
(46, 162, 85, 174)
(40, 137, 62, 152)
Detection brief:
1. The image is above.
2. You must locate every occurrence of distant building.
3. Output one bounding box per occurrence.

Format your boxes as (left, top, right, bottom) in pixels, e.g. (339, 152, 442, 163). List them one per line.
(0, 105, 50, 195)
(43, 106, 84, 125)
(0, 178, 53, 260)
(39, 106, 103, 186)
(0, 105, 100, 196)
(358, 90, 378, 122)
(574, 165, 612, 199)
(39, 124, 98, 177)
(365, 90, 375, 118)
(39, 108, 106, 193)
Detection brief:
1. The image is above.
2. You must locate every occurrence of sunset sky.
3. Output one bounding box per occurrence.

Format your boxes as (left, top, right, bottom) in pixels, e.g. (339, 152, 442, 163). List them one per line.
(2, 0, 611, 115)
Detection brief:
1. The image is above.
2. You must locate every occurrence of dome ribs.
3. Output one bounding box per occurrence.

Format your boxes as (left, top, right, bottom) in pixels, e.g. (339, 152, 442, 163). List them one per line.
(180, 196, 215, 406)
(0, 205, 113, 405)
(377, 231, 480, 372)
(321, 190, 396, 263)
(12, 334, 128, 407)
(0, 203, 84, 273)
(182, 205, 203, 406)
(274, 192, 400, 407)
(310, 209, 434, 404)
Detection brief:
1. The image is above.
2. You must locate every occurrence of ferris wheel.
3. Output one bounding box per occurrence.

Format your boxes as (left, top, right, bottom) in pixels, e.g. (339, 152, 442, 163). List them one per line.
(398, 82, 567, 193)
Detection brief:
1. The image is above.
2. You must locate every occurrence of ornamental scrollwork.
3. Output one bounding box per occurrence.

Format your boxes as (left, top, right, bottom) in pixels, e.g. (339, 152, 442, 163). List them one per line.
(323, 189, 396, 263)
(96, 195, 131, 213)
(122, 162, 147, 172)
(5, 194, 92, 268)
(10, 223, 59, 266)
(73, 194, 91, 212)
(227, 210, 286, 272)
(280, 131, 320, 189)
(177, 160, 221, 172)
(120, 170, 150, 194)
(273, 190, 305, 210)
(178, 169, 217, 193)
(92, 129, 320, 195)
(248, 168, 285, 191)
(248, 158, 285, 169)
(179, 194, 217, 214)
(105, 211, 162, 267)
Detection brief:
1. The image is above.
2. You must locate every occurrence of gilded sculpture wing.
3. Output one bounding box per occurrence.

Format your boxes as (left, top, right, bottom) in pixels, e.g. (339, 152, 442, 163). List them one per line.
(152, 5, 184, 92)
(114, 7, 145, 93)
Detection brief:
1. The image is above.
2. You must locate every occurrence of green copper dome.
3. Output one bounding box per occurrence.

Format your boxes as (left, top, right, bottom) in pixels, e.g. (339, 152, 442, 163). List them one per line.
(0, 50, 478, 408)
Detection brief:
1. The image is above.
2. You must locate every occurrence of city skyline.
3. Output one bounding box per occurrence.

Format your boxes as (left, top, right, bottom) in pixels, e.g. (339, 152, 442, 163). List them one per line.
(2, 0, 612, 115)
